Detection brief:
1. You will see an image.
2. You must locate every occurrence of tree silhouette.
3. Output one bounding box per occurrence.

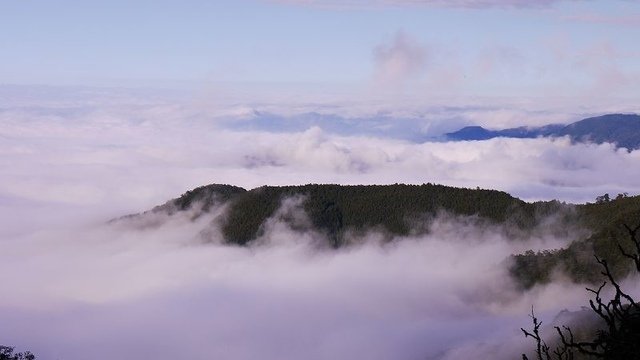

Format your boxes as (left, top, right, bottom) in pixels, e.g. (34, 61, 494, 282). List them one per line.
(0, 346, 35, 360)
(522, 223, 640, 360)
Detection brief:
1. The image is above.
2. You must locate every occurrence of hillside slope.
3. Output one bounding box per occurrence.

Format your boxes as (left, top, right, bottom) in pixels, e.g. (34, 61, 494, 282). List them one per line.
(118, 183, 640, 289)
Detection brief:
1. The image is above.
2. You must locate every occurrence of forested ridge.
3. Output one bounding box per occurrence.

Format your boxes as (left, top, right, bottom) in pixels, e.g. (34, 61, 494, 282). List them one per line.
(220, 183, 562, 246)
(446, 113, 640, 150)
(511, 194, 640, 288)
(123, 183, 640, 289)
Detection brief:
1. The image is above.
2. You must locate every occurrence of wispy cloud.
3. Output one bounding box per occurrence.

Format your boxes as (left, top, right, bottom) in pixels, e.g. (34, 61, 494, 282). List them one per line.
(531, 35, 640, 98)
(562, 13, 640, 26)
(475, 46, 526, 77)
(372, 31, 428, 89)
(273, 0, 570, 9)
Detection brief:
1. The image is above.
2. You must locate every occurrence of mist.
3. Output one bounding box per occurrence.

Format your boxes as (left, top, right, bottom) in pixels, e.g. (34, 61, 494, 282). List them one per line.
(1, 197, 593, 360)
(2, 86, 640, 359)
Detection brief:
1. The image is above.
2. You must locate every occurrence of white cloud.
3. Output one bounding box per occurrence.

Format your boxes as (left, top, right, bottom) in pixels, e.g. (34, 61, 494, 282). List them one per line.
(1, 87, 639, 221)
(1, 86, 639, 359)
(0, 200, 590, 360)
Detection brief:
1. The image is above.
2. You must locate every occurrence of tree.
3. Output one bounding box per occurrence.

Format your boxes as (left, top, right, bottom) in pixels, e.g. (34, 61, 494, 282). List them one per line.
(522, 223, 640, 359)
(0, 346, 35, 360)
(615, 193, 629, 201)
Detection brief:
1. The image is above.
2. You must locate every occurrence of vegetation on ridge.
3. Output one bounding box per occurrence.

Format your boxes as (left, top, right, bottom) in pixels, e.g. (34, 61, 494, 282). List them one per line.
(123, 183, 640, 289)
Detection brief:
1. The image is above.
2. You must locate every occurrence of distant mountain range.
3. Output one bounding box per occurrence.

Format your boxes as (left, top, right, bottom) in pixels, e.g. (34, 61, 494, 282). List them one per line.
(217, 110, 640, 148)
(222, 110, 436, 142)
(446, 113, 640, 149)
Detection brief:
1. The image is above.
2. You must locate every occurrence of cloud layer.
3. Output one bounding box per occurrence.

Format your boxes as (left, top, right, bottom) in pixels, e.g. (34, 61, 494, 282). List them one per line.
(1, 86, 640, 359)
(1, 198, 591, 360)
(2, 86, 639, 221)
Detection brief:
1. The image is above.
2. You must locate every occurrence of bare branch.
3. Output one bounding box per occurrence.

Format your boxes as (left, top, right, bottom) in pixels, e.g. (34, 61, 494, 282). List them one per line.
(522, 221, 640, 359)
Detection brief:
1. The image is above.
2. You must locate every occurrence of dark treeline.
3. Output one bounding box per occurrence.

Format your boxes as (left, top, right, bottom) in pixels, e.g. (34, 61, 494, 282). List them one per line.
(0, 346, 35, 360)
(511, 194, 640, 289)
(152, 183, 569, 245)
(221, 183, 559, 246)
(521, 221, 640, 360)
(124, 183, 640, 289)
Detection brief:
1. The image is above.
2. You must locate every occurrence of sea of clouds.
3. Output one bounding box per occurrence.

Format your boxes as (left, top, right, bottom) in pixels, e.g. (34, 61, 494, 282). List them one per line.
(2, 85, 640, 359)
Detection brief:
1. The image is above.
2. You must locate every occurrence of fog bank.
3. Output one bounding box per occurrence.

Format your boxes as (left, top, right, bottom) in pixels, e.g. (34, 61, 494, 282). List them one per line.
(2, 87, 639, 359)
(1, 200, 596, 360)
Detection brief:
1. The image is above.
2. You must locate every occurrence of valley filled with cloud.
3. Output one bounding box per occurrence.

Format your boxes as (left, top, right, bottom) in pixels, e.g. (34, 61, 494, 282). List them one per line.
(2, 87, 640, 359)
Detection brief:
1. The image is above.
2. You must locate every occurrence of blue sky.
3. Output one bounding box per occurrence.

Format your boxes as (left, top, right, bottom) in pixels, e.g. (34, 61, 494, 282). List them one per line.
(1, 0, 640, 100)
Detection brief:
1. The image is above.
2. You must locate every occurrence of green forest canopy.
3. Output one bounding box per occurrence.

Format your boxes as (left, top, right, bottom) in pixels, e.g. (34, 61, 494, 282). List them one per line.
(126, 183, 640, 289)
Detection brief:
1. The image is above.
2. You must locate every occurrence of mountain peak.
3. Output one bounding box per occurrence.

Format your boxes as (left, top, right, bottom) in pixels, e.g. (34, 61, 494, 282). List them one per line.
(446, 113, 640, 149)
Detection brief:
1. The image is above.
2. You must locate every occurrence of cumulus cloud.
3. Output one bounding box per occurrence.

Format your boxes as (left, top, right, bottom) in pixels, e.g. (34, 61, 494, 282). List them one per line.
(1, 86, 640, 223)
